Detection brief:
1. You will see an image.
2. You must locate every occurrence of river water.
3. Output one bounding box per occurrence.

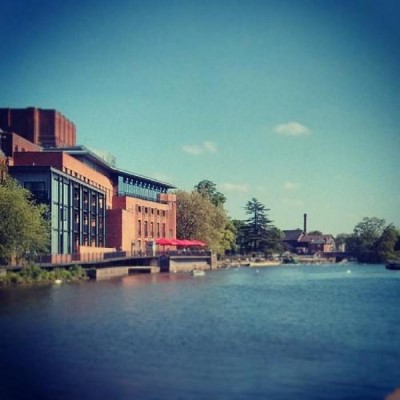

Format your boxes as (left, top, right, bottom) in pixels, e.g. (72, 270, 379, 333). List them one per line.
(0, 263, 399, 399)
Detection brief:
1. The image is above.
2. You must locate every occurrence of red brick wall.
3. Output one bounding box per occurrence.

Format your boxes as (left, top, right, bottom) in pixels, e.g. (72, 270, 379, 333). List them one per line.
(0, 132, 42, 163)
(0, 108, 39, 144)
(0, 107, 76, 148)
(13, 151, 114, 208)
(106, 208, 136, 251)
(111, 194, 177, 252)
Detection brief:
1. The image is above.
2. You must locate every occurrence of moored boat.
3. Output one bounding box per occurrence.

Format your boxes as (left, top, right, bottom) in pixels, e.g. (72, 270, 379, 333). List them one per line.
(386, 259, 400, 270)
(191, 269, 205, 277)
(250, 260, 281, 267)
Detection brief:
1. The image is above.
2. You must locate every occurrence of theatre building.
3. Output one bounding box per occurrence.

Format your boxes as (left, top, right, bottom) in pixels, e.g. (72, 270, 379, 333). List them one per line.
(0, 107, 176, 258)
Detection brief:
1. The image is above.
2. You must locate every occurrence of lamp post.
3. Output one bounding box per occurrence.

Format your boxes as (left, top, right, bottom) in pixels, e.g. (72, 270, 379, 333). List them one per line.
(0, 131, 5, 157)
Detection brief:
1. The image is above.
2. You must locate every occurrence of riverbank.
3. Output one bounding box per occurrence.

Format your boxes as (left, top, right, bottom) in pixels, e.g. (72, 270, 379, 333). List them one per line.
(0, 264, 87, 286)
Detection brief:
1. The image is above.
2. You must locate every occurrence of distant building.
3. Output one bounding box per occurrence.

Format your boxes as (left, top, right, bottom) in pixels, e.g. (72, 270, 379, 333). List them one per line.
(298, 234, 336, 254)
(282, 229, 304, 252)
(282, 214, 336, 255)
(1, 107, 176, 257)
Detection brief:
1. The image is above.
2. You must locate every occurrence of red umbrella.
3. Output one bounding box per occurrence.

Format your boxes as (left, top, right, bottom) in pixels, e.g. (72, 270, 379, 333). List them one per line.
(190, 239, 207, 247)
(176, 239, 195, 246)
(156, 238, 174, 246)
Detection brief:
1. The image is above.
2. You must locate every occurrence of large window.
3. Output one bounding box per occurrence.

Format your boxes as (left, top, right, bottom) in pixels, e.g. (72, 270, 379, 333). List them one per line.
(24, 181, 48, 203)
(117, 176, 168, 202)
(48, 172, 106, 254)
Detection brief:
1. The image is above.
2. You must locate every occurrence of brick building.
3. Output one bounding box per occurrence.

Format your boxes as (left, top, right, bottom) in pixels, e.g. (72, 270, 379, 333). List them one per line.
(0, 107, 76, 148)
(1, 108, 176, 257)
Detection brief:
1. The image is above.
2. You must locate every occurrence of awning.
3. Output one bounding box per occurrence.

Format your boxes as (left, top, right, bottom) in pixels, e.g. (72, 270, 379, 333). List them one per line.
(190, 239, 207, 247)
(155, 238, 175, 246)
(155, 238, 207, 247)
(176, 239, 194, 246)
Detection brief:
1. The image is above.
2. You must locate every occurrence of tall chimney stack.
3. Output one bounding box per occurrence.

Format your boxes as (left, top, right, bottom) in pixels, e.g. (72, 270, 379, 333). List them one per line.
(303, 213, 307, 234)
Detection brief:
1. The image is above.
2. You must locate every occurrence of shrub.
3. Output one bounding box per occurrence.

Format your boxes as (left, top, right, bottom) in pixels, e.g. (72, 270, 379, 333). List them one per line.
(20, 265, 44, 282)
(70, 265, 87, 279)
(53, 268, 72, 281)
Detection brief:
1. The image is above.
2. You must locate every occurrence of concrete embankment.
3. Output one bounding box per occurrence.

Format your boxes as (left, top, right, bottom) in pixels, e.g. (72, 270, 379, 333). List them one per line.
(88, 266, 160, 280)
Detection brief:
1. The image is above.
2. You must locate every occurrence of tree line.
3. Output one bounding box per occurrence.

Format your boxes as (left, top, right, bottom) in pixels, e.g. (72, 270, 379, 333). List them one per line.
(1, 173, 399, 265)
(177, 180, 400, 263)
(176, 180, 282, 256)
(336, 217, 400, 263)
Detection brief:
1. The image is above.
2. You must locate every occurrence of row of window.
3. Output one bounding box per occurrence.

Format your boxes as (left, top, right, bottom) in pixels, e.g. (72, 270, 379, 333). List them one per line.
(137, 220, 166, 238)
(52, 173, 106, 254)
(137, 205, 167, 217)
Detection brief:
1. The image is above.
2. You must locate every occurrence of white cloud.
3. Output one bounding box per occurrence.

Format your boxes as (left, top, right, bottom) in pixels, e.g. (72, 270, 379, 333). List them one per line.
(221, 183, 250, 193)
(283, 181, 300, 191)
(203, 141, 217, 153)
(181, 141, 218, 155)
(274, 122, 310, 137)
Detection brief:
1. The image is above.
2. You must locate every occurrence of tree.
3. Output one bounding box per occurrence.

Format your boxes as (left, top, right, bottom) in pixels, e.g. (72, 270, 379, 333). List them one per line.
(232, 219, 246, 254)
(345, 217, 399, 263)
(307, 230, 322, 235)
(194, 180, 226, 207)
(353, 217, 386, 246)
(335, 233, 350, 247)
(0, 176, 50, 264)
(176, 190, 230, 254)
(220, 219, 237, 254)
(375, 224, 400, 262)
(240, 198, 273, 254)
(267, 226, 284, 255)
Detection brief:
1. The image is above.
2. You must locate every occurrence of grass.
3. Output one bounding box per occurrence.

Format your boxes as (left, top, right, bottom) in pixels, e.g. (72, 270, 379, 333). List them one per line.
(0, 264, 87, 285)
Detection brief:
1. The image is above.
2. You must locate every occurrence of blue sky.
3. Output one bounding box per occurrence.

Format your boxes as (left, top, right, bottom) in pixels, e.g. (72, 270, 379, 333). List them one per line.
(1, 0, 399, 235)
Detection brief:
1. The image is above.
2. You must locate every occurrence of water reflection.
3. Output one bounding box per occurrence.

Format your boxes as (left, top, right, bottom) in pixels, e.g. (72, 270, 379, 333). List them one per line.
(0, 264, 399, 400)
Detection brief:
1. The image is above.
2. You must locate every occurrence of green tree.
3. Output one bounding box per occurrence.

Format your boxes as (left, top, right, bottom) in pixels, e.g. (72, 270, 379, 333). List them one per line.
(240, 198, 273, 254)
(267, 226, 284, 255)
(176, 190, 230, 254)
(220, 219, 237, 254)
(353, 217, 386, 245)
(232, 219, 246, 254)
(345, 217, 396, 263)
(0, 176, 50, 264)
(335, 233, 350, 248)
(194, 180, 226, 207)
(307, 230, 323, 235)
(375, 224, 400, 261)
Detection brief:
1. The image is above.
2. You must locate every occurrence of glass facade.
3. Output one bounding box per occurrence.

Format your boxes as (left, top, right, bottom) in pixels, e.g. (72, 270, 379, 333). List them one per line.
(12, 167, 106, 255)
(117, 176, 168, 202)
(49, 173, 106, 254)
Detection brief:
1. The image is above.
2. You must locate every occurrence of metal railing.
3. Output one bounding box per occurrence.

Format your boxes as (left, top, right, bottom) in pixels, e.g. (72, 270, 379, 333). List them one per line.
(28, 249, 212, 266)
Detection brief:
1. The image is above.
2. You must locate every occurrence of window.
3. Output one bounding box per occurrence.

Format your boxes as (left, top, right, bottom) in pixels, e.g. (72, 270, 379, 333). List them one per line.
(138, 220, 142, 237)
(59, 206, 68, 222)
(144, 221, 148, 237)
(150, 222, 154, 238)
(24, 181, 47, 203)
